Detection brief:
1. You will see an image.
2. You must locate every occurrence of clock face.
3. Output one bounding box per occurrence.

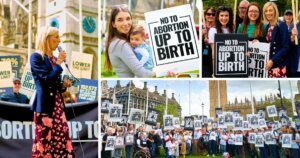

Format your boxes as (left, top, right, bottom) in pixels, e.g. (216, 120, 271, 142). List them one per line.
(50, 18, 59, 28)
(82, 16, 96, 33)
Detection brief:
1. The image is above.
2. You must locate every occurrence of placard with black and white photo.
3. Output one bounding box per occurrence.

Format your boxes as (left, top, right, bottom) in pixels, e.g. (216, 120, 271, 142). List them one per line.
(128, 108, 144, 124)
(294, 116, 300, 130)
(202, 116, 208, 124)
(234, 117, 243, 130)
(108, 104, 123, 122)
(282, 134, 292, 148)
(257, 109, 266, 119)
(145, 109, 159, 126)
(243, 121, 250, 130)
(164, 115, 174, 130)
(213, 122, 218, 129)
(184, 116, 194, 131)
(218, 114, 226, 129)
(114, 136, 125, 149)
(105, 136, 116, 151)
(173, 117, 180, 128)
(215, 108, 222, 118)
(248, 133, 256, 144)
(117, 114, 128, 126)
(101, 98, 112, 113)
(266, 105, 277, 117)
(272, 121, 281, 130)
(224, 112, 234, 126)
(249, 114, 259, 128)
(233, 110, 241, 117)
(194, 120, 202, 130)
(125, 134, 134, 145)
(202, 134, 209, 142)
(255, 134, 264, 147)
(235, 134, 243, 145)
(278, 107, 287, 118)
(281, 116, 289, 126)
(264, 131, 276, 145)
(258, 118, 267, 128)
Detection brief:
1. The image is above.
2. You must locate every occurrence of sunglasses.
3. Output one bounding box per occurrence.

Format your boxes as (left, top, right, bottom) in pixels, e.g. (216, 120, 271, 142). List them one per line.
(206, 13, 215, 16)
(14, 82, 21, 85)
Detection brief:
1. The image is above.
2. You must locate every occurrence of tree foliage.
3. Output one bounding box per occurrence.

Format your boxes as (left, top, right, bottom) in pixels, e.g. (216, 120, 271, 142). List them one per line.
(154, 104, 179, 126)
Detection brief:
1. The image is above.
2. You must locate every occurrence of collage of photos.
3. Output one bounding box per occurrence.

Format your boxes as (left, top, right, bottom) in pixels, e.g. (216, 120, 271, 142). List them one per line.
(0, 0, 300, 158)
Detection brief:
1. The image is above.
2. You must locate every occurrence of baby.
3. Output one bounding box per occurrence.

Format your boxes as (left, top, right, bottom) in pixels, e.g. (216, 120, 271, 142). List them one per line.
(130, 25, 154, 70)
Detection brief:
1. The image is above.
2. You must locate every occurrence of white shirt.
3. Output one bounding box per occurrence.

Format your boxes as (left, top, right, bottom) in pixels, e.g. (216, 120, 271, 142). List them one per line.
(220, 134, 228, 145)
(208, 27, 230, 44)
(209, 131, 217, 141)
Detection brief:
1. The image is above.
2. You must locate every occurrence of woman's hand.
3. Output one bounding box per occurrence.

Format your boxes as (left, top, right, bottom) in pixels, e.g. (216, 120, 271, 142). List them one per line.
(265, 60, 273, 70)
(56, 50, 67, 65)
(291, 27, 298, 42)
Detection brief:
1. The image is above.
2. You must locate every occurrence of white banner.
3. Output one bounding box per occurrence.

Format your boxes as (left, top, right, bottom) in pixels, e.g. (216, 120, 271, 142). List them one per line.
(163, 115, 174, 130)
(248, 42, 269, 78)
(128, 108, 144, 124)
(70, 51, 93, 79)
(145, 4, 200, 77)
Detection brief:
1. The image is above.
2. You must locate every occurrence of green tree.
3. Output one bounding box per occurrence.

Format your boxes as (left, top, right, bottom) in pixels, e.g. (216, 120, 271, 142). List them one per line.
(154, 104, 180, 126)
(261, 98, 294, 121)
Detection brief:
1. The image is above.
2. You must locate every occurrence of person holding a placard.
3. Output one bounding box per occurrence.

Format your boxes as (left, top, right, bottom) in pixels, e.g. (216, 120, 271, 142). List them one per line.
(30, 26, 74, 157)
(125, 124, 134, 158)
(104, 5, 155, 78)
(114, 127, 124, 158)
(289, 17, 300, 77)
(202, 7, 216, 77)
(102, 127, 113, 158)
(263, 2, 290, 78)
(289, 127, 300, 157)
(237, 2, 265, 42)
(208, 6, 235, 76)
(284, 10, 294, 32)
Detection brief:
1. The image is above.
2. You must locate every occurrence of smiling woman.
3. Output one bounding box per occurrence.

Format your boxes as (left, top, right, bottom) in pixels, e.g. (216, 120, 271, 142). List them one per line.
(104, 5, 155, 78)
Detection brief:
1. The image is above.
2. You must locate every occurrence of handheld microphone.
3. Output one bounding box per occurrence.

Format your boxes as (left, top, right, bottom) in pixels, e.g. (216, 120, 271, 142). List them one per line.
(57, 46, 68, 68)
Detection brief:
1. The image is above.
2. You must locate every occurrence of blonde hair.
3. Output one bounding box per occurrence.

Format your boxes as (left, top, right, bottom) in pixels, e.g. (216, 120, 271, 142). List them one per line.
(263, 2, 279, 24)
(35, 26, 59, 57)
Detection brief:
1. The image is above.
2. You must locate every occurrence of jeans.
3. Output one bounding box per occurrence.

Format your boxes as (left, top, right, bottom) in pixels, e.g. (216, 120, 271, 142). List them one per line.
(259, 146, 268, 158)
(208, 140, 217, 155)
(220, 144, 226, 154)
(125, 145, 132, 158)
(269, 144, 278, 158)
(186, 142, 191, 155)
(114, 148, 122, 158)
(150, 143, 156, 157)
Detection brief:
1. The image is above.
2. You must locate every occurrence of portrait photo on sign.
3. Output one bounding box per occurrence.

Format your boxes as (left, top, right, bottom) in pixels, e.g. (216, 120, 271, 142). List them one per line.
(264, 131, 275, 145)
(128, 108, 144, 124)
(234, 117, 243, 130)
(235, 134, 243, 145)
(255, 135, 264, 147)
(294, 116, 300, 130)
(258, 119, 267, 128)
(278, 108, 287, 117)
(243, 121, 250, 130)
(272, 121, 281, 130)
(249, 133, 256, 144)
(203, 134, 209, 142)
(125, 134, 134, 145)
(184, 116, 194, 130)
(101, 98, 112, 113)
(194, 120, 202, 130)
(108, 104, 123, 122)
(257, 109, 266, 119)
(105, 136, 116, 151)
(224, 112, 234, 125)
(164, 115, 174, 130)
(282, 134, 292, 148)
(173, 117, 180, 128)
(114, 136, 125, 149)
(145, 109, 159, 126)
(266, 105, 277, 117)
(118, 114, 128, 126)
(281, 116, 289, 126)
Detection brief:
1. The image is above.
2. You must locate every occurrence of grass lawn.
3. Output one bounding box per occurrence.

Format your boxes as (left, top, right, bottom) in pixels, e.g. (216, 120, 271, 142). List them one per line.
(100, 53, 200, 78)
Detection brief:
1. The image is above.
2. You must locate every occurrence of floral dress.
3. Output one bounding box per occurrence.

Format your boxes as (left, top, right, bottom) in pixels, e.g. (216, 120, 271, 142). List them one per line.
(32, 56, 75, 158)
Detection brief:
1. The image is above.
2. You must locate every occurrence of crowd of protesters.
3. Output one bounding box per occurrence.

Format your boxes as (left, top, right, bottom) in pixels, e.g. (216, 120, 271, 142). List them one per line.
(100, 120, 300, 158)
(202, 0, 300, 78)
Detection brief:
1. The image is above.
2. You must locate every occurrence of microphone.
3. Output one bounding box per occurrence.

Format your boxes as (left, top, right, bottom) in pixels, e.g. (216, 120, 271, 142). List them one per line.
(57, 46, 68, 67)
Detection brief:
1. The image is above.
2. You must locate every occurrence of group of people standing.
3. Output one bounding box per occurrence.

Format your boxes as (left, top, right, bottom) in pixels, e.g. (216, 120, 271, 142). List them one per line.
(202, 0, 300, 78)
(100, 120, 300, 158)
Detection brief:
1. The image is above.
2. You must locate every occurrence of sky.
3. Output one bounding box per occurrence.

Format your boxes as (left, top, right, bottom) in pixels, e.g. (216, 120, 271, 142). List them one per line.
(105, 80, 299, 118)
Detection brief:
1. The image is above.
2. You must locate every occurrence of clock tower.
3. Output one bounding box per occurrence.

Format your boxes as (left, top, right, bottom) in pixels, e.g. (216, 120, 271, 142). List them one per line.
(37, 0, 98, 79)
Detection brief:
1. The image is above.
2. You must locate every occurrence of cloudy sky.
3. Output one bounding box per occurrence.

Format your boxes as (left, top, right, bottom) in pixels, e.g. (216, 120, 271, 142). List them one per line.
(105, 80, 299, 118)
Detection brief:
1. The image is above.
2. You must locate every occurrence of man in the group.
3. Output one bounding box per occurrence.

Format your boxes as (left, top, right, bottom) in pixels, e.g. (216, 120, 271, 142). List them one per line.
(0, 77, 29, 104)
(235, 0, 249, 31)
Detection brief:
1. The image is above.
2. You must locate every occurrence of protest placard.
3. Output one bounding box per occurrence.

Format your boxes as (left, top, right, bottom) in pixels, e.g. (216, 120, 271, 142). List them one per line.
(173, 117, 180, 128)
(128, 108, 144, 124)
(282, 134, 292, 148)
(294, 116, 300, 130)
(19, 64, 35, 99)
(125, 134, 134, 145)
(267, 105, 278, 117)
(258, 119, 267, 128)
(70, 51, 93, 79)
(105, 136, 116, 151)
(243, 121, 250, 131)
(108, 104, 123, 122)
(114, 136, 125, 149)
(101, 98, 112, 113)
(145, 109, 159, 126)
(215, 34, 248, 77)
(215, 108, 222, 117)
(264, 131, 276, 145)
(235, 134, 243, 145)
(218, 114, 226, 129)
(249, 133, 256, 144)
(0, 56, 21, 78)
(255, 134, 264, 147)
(234, 117, 243, 130)
(0, 61, 13, 89)
(194, 120, 202, 130)
(248, 42, 269, 78)
(77, 79, 98, 102)
(117, 114, 129, 126)
(224, 112, 234, 126)
(257, 108, 266, 119)
(164, 115, 174, 130)
(184, 116, 194, 130)
(145, 4, 199, 77)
